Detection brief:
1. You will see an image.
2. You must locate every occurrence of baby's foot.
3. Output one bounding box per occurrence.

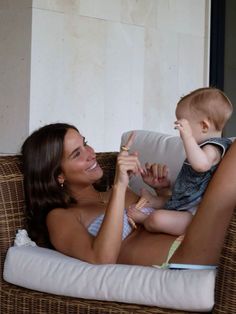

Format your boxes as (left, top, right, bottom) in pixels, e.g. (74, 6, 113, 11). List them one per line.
(140, 189, 161, 208)
(135, 196, 148, 209)
(127, 206, 148, 224)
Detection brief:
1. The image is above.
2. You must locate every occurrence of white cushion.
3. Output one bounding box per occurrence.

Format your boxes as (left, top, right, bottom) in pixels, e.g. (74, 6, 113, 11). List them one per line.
(4, 245, 216, 312)
(121, 130, 186, 195)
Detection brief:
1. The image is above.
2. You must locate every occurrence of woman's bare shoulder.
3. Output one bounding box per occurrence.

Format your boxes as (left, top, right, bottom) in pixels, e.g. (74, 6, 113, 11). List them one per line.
(46, 207, 88, 256)
(47, 207, 76, 219)
(46, 207, 81, 233)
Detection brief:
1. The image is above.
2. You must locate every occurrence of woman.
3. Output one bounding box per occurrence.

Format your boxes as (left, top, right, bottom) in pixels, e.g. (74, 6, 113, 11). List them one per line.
(21, 123, 236, 266)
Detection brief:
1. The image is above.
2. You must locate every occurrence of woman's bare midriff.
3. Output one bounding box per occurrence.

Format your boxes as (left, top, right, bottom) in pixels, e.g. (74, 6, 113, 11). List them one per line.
(117, 226, 177, 266)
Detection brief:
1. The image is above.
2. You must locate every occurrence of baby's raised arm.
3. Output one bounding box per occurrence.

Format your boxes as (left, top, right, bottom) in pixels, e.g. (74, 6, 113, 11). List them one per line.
(175, 119, 221, 172)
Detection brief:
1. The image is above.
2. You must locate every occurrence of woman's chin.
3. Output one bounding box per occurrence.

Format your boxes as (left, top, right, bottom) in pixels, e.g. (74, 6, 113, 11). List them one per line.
(89, 166, 103, 181)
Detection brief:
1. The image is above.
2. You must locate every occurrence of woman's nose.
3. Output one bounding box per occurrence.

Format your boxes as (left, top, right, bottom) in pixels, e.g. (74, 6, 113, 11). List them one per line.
(86, 146, 96, 160)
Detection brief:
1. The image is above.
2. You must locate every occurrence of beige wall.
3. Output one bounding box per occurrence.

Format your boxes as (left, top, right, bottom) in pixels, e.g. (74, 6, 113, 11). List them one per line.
(0, 0, 210, 153)
(0, 0, 32, 153)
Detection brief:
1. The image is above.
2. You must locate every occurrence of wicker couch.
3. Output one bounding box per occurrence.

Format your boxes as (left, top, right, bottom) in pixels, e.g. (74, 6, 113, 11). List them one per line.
(0, 153, 236, 314)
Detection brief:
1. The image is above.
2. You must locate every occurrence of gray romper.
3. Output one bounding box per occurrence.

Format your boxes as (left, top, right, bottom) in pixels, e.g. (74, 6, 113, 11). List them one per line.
(164, 137, 232, 213)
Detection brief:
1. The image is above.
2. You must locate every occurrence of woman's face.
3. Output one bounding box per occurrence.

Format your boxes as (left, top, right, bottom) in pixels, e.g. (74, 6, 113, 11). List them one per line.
(59, 128, 103, 187)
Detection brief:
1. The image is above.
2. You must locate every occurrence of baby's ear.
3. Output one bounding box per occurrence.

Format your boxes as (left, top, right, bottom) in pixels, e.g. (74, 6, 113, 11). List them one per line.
(201, 119, 210, 133)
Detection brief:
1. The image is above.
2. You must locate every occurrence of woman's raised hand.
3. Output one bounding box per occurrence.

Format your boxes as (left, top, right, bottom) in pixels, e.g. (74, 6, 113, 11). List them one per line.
(114, 132, 143, 188)
(141, 162, 171, 191)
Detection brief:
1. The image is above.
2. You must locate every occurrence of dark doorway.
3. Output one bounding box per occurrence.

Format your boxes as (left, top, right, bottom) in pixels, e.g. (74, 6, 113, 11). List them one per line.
(210, 0, 236, 137)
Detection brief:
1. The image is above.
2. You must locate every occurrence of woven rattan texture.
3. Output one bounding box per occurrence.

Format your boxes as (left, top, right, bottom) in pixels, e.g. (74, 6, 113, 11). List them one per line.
(94, 152, 118, 191)
(213, 209, 236, 314)
(0, 156, 26, 279)
(0, 154, 215, 313)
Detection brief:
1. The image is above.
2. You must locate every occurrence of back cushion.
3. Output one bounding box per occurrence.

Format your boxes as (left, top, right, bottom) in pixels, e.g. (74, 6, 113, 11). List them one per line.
(121, 130, 186, 195)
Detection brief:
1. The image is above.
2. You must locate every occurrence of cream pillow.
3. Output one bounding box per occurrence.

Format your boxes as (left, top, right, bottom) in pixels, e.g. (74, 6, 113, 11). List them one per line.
(121, 130, 185, 195)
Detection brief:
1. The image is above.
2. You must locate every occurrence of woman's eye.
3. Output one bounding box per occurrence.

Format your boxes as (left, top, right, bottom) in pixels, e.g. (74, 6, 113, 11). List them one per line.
(84, 140, 88, 146)
(74, 151, 80, 158)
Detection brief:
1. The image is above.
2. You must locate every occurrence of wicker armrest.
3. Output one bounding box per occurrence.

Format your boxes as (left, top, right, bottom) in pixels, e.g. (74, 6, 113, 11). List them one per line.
(213, 209, 236, 314)
(94, 152, 118, 191)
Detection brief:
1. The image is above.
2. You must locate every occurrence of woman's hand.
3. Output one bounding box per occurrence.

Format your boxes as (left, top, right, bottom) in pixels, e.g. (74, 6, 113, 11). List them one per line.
(141, 162, 171, 191)
(114, 132, 143, 188)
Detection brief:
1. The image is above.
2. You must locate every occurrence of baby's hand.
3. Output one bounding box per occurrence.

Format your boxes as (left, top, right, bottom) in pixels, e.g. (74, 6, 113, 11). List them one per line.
(174, 119, 193, 140)
(142, 162, 170, 190)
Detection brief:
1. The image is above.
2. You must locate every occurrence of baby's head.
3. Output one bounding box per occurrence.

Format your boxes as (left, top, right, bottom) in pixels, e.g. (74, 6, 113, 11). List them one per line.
(176, 87, 233, 139)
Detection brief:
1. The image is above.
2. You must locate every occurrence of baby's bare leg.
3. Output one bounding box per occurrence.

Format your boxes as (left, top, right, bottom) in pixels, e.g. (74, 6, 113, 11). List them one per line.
(144, 210, 192, 235)
(170, 141, 236, 265)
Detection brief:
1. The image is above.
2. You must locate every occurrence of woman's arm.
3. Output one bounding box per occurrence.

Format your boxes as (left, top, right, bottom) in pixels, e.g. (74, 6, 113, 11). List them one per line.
(48, 133, 142, 264)
(47, 183, 127, 264)
(170, 140, 236, 265)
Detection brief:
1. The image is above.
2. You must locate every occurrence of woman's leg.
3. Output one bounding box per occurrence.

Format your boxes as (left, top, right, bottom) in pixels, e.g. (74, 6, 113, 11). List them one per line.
(170, 141, 236, 265)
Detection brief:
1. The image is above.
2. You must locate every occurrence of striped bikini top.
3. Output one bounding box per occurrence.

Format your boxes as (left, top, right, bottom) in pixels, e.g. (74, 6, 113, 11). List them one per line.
(87, 210, 132, 240)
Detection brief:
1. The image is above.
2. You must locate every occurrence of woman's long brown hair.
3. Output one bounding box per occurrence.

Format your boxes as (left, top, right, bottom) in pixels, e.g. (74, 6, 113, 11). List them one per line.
(21, 123, 78, 246)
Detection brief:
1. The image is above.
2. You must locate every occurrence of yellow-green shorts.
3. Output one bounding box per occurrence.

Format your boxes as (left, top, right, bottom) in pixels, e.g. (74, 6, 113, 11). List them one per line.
(153, 235, 184, 269)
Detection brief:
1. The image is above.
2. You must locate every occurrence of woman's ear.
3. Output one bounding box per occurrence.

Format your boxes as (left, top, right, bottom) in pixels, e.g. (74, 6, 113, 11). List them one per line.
(57, 174, 65, 185)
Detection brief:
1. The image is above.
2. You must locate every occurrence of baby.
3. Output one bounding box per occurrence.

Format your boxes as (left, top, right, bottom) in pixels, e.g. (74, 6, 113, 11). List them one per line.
(128, 87, 233, 235)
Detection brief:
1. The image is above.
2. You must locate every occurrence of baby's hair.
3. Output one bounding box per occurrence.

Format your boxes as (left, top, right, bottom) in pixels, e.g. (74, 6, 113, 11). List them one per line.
(177, 87, 233, 131)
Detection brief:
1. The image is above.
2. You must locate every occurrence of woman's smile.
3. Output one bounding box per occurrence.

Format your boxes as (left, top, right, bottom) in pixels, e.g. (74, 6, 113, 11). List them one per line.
(86, 161, 99, 172)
